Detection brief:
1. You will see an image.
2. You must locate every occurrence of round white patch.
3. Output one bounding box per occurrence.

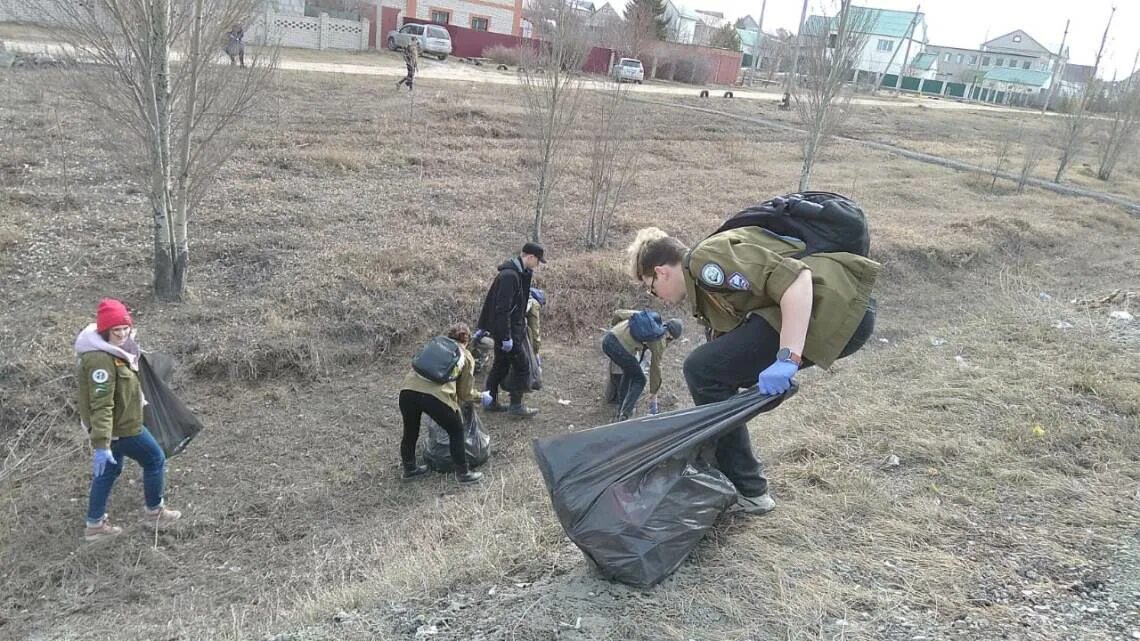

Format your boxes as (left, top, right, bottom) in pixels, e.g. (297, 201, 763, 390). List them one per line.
(91, 369, 109, 384)
(700, 262, 725, 287)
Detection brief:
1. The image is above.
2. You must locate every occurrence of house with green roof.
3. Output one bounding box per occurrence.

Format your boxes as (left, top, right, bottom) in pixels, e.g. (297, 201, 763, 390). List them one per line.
(804, 5, 927, 79)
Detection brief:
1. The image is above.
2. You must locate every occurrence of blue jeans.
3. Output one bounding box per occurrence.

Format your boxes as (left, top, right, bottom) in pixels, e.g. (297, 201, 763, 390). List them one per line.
(602, 332, 645, 419)
(86, 427, 167, 524)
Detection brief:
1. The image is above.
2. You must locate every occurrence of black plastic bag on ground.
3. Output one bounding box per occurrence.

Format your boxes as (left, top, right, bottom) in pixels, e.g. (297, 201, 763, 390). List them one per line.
(423, 403, 492, 472)
(139, 353, 203, 458)
(532, 388, 791, 588)
(502, 332, 541, 393)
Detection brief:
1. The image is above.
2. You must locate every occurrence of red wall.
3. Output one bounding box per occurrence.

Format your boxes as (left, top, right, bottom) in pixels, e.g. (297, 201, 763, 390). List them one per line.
(402, 17, 541, 59)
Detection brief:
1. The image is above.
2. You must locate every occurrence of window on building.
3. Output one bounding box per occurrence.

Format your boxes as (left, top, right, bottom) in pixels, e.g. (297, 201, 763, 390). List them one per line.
(1013, 35, 1022, 43)
(1040, 62, 1048, 71)
(956, 54, 963, 64)
(430, 9, 450, 24)
(877, 39, 893, 52)
(969, 55, 978, 65)
(1008, 58, 1017, 67)
(982, 56, 990, 66)
(1022, 60, 1030, 69)
(995, 57, 1004, 66)
(944, 52, 951, 62)
(470, 16, 489, 31)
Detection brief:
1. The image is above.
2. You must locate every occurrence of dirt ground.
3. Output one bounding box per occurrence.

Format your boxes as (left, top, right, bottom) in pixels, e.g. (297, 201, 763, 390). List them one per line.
(0, 56, 1138, 641)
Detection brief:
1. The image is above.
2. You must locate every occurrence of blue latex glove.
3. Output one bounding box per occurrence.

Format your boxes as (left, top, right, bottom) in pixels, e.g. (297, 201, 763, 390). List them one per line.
(536, 355, 542, 367)
(480, 390, 494, 408)
(758, 360, 798, 396)
(92, 449, 116, 477)
(648, 398, 659, 415)
(501, 338, 513, 352)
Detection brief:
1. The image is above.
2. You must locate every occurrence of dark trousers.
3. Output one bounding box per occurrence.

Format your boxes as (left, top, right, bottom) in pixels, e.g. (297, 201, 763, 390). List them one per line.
(397, 61, 416, 89)
(683, 306, 876, 497)
(484, 332, 530, 406)
(399, 390, 466, 470)
(602, 332, 645, 419)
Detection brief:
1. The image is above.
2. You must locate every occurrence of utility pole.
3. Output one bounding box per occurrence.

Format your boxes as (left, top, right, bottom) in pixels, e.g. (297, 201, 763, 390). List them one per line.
(872, 3, 919, 95)
(967, 29, 988, 103)
(893, 4, 920, 92)
(783, 0, 810, 105)
(752, 0, 766, 76)
(1041, 19, 1070, 113)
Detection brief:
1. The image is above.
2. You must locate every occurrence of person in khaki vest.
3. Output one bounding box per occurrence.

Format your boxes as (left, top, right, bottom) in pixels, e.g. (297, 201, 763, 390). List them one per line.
(399, 323, 486, 483)
(76, 299, 182, 543)
(625, 226, 879, 516)
(603, 309, 683, 421)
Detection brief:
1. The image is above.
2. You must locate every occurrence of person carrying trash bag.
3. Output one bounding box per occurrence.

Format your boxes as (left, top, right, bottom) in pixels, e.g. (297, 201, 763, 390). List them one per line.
(602, 309, 683, 421)
(624, 192, 880, 516)
(76, 299, 182, 543)
(399, 323, 488, 484)
(477, 242, 546, 418)
(525, 287, 545, 364)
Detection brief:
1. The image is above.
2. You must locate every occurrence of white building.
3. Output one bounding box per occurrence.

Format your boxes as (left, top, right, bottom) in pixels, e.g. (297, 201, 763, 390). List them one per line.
(804, 5, 927, 78)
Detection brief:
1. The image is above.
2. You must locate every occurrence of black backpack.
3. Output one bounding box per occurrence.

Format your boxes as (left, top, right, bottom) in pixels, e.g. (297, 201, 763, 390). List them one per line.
(412, 336, 463, 384)
(712, 191, 870, 258)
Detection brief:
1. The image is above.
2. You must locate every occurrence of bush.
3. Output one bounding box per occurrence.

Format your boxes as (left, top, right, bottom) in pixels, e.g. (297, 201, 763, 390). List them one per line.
(483, 44, 525, 67)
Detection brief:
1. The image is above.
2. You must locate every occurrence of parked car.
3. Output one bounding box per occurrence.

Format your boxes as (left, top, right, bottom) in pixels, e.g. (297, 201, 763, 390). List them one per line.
(612, 58, 644, 84)
(386, 23, 452, 60)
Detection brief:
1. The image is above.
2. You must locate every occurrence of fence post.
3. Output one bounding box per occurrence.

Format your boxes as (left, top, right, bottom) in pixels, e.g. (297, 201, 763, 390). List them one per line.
(360, 18, 370, 50)
(319, 12, 329, 49)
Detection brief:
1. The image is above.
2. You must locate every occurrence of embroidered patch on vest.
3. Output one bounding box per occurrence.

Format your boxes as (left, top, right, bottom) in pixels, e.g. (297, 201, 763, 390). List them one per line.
(727, 272, 751, 290)
(699, 262, 725, 287)
(91, 369, 109, 384)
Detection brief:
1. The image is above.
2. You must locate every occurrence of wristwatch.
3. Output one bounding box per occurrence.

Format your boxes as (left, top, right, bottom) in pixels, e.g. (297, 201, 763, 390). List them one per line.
(776, 347, 802, 366)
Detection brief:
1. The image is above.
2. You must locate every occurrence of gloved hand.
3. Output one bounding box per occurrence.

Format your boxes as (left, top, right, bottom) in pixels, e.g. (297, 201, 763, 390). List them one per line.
(501, 338, 513, 352)
(757, 360, 798, 396)
(648, 397, 659, 415)
(92, 449, 116, 477)
(480, 390, 494, 408)
(536, 355, 542, 367)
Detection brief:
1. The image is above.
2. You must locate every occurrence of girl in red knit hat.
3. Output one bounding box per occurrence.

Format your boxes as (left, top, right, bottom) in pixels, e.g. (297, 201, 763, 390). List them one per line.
(75, 299, 182, 542)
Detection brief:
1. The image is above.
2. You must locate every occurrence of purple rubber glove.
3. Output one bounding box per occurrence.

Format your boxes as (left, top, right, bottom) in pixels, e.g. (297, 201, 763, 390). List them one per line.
(480, 390, 494, 408)
(758, 360, 798, 396)
(501, 338, 513, 352)
(648, 398, 659, 415)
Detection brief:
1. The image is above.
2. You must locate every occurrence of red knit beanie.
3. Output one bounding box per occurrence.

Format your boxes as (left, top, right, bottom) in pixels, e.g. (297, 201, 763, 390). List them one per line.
(95, 299, 133, 333)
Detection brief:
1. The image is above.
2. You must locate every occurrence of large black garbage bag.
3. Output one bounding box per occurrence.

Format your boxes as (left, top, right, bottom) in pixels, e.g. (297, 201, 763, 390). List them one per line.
(139, 353, 203, 458)
(502, 332, 541, 393)
(532, 388, 791, 588)
(423, 403, 492, 472)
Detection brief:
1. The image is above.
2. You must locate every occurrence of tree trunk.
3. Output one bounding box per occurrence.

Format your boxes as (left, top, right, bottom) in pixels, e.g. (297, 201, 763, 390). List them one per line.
(150, 0, 181, 300)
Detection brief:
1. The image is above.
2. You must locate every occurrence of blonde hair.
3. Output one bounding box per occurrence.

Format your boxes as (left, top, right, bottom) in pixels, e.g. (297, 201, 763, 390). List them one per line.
(625, 227, 688, 281)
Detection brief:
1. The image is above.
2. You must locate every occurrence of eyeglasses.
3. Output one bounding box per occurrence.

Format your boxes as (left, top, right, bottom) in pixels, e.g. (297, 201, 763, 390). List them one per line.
(645, 273, 659, 298)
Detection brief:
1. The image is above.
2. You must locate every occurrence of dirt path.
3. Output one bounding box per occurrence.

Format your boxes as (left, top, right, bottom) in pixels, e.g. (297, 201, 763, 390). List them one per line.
(639, 98, 1140, 215)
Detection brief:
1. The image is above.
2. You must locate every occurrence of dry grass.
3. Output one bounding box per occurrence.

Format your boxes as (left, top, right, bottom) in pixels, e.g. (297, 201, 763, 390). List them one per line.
(0, 63, 1137, 641)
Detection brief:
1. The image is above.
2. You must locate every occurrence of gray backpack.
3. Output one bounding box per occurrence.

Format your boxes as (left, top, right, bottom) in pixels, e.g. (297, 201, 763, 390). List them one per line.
(412, 336, 463, 384)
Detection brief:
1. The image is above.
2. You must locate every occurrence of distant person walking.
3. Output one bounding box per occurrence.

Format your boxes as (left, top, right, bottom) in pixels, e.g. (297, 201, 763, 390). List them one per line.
(77, 299, 182, 543)
(225, 24, 245, 67)
(396, 38, 420, 91)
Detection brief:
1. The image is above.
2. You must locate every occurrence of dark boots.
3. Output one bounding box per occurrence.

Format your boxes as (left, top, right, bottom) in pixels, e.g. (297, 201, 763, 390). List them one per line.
(455, 468, 483, 483)
(508, 392, 538, 418)
(402, 461, 429, 480)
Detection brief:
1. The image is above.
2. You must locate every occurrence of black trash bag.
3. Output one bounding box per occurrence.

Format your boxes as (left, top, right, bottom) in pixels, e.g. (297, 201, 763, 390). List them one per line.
(502, 332, 541, 393)
(138, 353, 203, 458)
(532, 387, 792, 588)
(423, 403, 492, 472)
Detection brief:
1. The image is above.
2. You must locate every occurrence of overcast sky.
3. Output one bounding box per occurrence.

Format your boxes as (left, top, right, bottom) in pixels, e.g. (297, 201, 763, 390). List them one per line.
(690, 0, 1138, 79)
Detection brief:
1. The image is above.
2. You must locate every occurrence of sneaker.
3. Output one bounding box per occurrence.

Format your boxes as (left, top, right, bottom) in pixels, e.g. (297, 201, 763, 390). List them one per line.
(728, 492, 776, 516)
(486, 402, 507, 412)
(402, 463, 429, 480)
(508, 404, 538, 418)
(456, 470, 483, 484)
(141, 505, 182, 528)
(84, 519, 123, 543)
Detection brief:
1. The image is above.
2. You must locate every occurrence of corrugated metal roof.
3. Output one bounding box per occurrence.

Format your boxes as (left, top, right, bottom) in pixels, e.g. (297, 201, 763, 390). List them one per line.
(912, 53, 936, 70)
(804, 6, 923, 39)
(983, 66, 1051, 87)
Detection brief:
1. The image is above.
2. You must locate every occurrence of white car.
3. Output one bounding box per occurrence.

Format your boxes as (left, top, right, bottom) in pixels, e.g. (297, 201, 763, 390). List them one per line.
(386, 23, 452, 60)
(612, 58, 644, 84)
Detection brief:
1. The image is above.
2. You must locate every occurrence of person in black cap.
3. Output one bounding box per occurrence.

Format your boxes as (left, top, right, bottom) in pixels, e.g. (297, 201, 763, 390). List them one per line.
(476, 242, 546, 417)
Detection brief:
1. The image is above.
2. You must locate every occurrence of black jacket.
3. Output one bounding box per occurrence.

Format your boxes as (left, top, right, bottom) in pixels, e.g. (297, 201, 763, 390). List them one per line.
(477, 257, 533, 343)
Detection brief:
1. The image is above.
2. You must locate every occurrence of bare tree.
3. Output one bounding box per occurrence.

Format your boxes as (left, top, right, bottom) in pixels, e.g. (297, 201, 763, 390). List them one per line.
(792, 0, 870, 191)
(1054, 6, 1114, 184)
(23, 0, 277, 300)
(990, 131, 1013, 194)
(519, 0, 590, 243)
(1096, 50, 1140, 181)
(1017, 129, 1043, 195)
(584, 79, 641, 248)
